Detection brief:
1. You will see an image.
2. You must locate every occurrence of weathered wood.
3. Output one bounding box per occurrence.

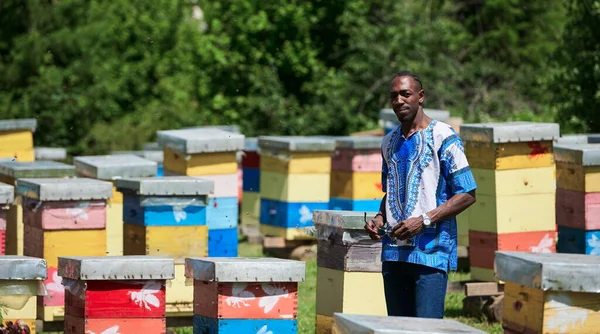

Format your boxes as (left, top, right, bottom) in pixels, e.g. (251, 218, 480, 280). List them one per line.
(462, 294, 504, 323)
(317, 236, 382, 272)
(465, 282, 504, 297)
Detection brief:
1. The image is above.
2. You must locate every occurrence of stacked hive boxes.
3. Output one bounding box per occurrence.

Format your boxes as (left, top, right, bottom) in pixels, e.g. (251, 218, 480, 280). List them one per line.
(0, 161, 75, 256)
(240, 138, 261, 234)
(554, 143, 600, 255)
(332, 314, 486, 334)
(117, 176, 213, 317)
(496, 251, 600, 333)
(379, 109, 450, 135)
(17, 178, 111, 323)
(59, 256, 175, 334)
(73, 154, 158, 256)
(185, 257, 305, 333)
(0, 119, 37, 162)
(258, 136, 334, 240)
(158, 128, 244, 257)
(34, 147, 67, 162)
(0, 256, 47, 333)
(329, 136, 383, 212)
(460, 122, 559, 282)
(0, 182, 13, 255)
(313, 210, 386, 333)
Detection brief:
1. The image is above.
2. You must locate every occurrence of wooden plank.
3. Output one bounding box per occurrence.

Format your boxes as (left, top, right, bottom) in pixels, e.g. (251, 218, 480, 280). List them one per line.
(316, 313, 334, 334)
(316, 236, 382, 272)
(260, 171, 330, 202)
(163, 148, 238, 176)
(556, 189, 600, 230)
(22, 199, 107, 230)
(472, 166, 556, 196)
(465, 140, 554, 170)
(557, 162, 600, 192)
(165, 264, 193, 316)
(64, 315, 166, 334)
(543, 290, 600, 333)
(260, 152, 332, 174)
(465, 282, 504, 297)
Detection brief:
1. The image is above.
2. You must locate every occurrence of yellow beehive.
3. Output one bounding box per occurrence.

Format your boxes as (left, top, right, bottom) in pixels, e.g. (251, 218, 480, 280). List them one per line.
(260, 171, 330, 202)
(464, 140, 555, 170)
(123, 223, 208, 261)
(0, 119, 37, 163)
(496, 251, 600, 334)
(329, 171, 384, 200)
(241, 191, 260, 226)
(163, 148, 238, 176)
(165, 264, 194, 316)
(260, 151, 332, 174)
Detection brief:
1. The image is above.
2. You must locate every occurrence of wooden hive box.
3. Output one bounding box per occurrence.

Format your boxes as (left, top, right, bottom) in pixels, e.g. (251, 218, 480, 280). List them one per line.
(0, 161, 75, 256)
(34, 147, 67, 162)
(0, 255, 47, 334)
(74, 154, 158, 257)
(258, 136, 335, 240)
(554, 143, 600, 255)
(496, 251, 600, 334)
(16, 178, 112, 321)
(241, 138, 261, 230)
(312, 210, 386, 333)
(59, 256, 174, 334)
(332, 313, 486, 334)
(156, 127, 244, 176)
(0, 118, 37, 162)
(0, 182, 14, 255)
(185, 257, 305, 333)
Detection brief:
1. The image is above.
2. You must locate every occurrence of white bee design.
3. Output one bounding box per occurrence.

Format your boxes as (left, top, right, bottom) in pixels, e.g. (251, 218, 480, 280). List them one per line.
(259, 283, 290, 314)
(127, 281, 161, 310)
(530, 233, 554, 253)
(588, 234, 600, 255)
(85, 325, 120, 334)
(66, 202, 90, 221)
(256, 325, 273, 334)
(225, 283, 255, 308)
(298, 205, 311, 224)
(173, 206, 187, 223)
(46, 270, 65, 294)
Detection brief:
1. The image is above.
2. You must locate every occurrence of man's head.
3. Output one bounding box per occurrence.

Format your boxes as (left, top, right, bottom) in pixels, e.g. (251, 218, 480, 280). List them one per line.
(389, 71, 425, 123)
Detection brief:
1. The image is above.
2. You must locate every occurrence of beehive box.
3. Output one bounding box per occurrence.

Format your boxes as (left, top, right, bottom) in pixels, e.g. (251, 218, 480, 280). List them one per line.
(312, 210, 386, 333)
(0, 161, 75, 256)
(0, 182, 14, 255)
(117, 176, 213, 317)
(332, 313, 486, 334)
(258, 136, 334, 240)
(460, 122, 560, 281)
(59, 256, 174, 334)
(34, 147, 67, 162)
(157, 128, 244, 257)
(185, 257, 305, 333)
(74, 154, 158, 256)
(0, 256, 47, 334)
(554, 143, 600, 255)
(329, 136, 383, 212)
(379, 108, 450, 135)
(16, 177, 112, 322)
(241, 138, 260, 229)
(496, 251, 600, 333)
(0, 118, 37, 162)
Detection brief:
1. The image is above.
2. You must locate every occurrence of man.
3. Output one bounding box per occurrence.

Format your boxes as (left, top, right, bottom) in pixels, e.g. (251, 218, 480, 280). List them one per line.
(364, 71, 477, 319)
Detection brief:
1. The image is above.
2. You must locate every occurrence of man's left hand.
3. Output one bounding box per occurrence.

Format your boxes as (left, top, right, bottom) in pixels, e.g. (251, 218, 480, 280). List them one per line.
(391, 216, 424, 240)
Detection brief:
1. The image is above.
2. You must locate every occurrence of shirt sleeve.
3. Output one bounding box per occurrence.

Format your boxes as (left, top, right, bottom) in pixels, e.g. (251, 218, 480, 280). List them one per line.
(440, 134, 477, 195)
(381, 151, 388, 193)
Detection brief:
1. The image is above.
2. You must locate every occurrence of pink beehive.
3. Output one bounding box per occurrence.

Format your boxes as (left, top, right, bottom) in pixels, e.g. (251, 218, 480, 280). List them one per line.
(0, 182, 13, 255)
(23, 198, 107, 230)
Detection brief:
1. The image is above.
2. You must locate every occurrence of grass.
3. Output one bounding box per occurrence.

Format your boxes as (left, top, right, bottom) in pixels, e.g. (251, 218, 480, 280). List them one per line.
(40, 242, 502, 334)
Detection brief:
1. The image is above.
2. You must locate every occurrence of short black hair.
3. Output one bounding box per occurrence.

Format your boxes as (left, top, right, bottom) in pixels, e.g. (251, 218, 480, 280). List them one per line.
(393, 71, 423, 91)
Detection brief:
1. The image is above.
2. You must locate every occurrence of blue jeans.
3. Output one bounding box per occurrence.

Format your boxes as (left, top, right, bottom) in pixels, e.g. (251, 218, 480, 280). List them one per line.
(381, 261, 448, 318)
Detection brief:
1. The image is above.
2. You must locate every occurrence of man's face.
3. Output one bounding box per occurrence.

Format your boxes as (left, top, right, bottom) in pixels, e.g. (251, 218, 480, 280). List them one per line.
(389, 76, 424, 122)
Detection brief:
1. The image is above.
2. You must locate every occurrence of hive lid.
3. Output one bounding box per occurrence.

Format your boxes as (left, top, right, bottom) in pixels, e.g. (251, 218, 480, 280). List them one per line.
(16, 178, 113, 201)
(379, 108, 451, 123)
(157, 128, 245, 154)
(143, 142, 161, 151)
(313, 210, 378, 230)
(258, 136, 336, 152)
(116, 176, 214, 196)
(111, 151, 164, 164)
(554, 134, 600, 145)
(459, 122, 560, 143)
(74, 155, 158, 180)
(185, 257, 306, 282)
(58, 256, 175, 280)
(182, 125, 242, 134)
(0, 119, 37, 132)
(333, 313, 486, 334)
(244, 137, 258, 152)
(0, 256, 47, 280)
(0, 182, 14, 204)
(495, 251, 600, 293)
(34, 147, 67, 161)
(554, 144, 600, 166)
(0, 161, 75, 179)
(334, 136, 382, 150)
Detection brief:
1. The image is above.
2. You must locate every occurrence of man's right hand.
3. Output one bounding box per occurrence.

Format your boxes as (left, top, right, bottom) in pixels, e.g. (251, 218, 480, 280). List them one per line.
(364, 214, 384, 240)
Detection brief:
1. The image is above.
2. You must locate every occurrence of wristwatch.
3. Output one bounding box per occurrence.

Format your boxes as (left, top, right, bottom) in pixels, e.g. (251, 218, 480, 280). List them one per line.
(421, 213, 432, 227)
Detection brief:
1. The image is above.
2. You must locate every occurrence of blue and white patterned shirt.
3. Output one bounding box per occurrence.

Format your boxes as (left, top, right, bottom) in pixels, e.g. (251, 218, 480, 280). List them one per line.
(381, 120, 477, 272)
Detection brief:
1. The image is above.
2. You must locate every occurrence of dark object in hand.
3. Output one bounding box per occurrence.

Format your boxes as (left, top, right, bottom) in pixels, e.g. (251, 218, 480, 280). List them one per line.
(0, 320, 31, 334)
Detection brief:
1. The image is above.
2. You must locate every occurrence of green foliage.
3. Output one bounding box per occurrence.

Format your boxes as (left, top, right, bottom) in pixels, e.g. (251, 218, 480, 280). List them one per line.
(0, 0, 587, 156)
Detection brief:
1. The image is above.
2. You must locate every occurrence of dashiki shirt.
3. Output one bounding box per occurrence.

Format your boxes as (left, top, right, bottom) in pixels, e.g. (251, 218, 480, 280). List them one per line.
(381, 120, 477, 272)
